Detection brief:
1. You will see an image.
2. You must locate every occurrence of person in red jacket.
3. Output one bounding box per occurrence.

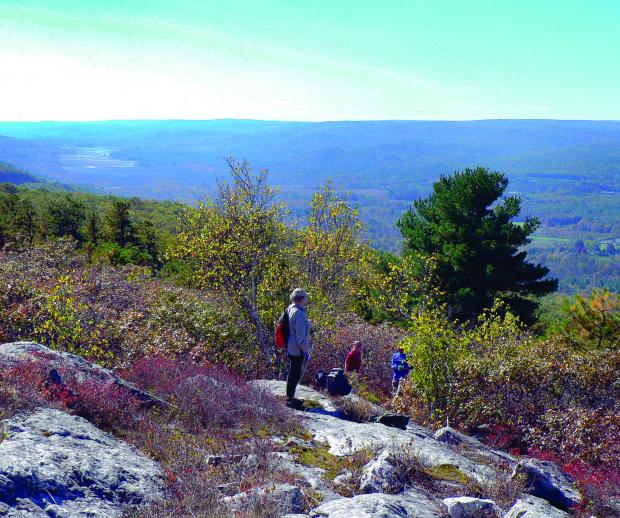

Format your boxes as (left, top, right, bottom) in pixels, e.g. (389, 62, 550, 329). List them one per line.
(344, 341, 363, 373)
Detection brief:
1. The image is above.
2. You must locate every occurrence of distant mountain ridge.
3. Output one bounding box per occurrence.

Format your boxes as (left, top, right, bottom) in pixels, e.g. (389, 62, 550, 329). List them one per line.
(0, 160, 39, 185)
(0, 119, 619, 252)
(1, 119, 619, 194)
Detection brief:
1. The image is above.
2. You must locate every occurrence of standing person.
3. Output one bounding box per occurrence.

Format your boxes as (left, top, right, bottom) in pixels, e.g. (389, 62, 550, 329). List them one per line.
(286, 288, 311, 408)
(391, 346, 411, 396)
(344, 341, 363, 373)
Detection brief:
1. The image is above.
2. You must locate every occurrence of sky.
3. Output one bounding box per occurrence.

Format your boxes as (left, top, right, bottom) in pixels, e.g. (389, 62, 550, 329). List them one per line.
(0, 0, 619, 121)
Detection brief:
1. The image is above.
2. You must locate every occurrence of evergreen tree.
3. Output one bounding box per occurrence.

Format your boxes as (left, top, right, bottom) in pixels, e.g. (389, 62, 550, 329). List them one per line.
(13, 198, 38, 246)
(46, 195, 86, 242)
(0, 186, 18, 248)
(85, 209, 101, 245)
(136, 218, 161, 272)
(398, 167, 557, 322)
(105, 199, 134, 247)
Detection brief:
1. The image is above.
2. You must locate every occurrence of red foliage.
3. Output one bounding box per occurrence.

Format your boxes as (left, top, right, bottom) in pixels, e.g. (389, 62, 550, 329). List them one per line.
(527, 447, 620, 516)
(121, 356, 243, 396)
(0, 358, 145, 432)
(484, 424, 525, 454)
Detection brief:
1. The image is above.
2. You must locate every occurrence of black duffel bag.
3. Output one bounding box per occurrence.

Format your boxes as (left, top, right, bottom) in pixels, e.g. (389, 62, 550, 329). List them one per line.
(326, 368, 352, 397)
(370, 412, 409, 430)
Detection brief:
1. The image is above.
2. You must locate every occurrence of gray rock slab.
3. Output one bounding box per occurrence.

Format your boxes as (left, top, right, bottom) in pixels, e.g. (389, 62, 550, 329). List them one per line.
(442, 496, 501, 517)
(359, 449, 403, 494)
(504, 495, 569, 518)
(305, 412, 495, 484)
(309, 489, 442, 517)
(434, 426, 516, 466)
(222, 483, 302, 514)
(252, 379, 384, 415)
(256, 381, 496, 485)
(512, 458, 581, 510)
(270, 452, 342, 503)
(0, 408, 164, 517)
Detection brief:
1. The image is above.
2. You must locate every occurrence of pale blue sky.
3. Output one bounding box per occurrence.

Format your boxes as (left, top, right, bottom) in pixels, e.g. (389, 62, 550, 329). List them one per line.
(0, 0, 618, 121)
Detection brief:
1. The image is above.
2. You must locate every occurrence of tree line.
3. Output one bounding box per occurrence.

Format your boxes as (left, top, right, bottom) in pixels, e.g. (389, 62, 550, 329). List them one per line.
(0, 184, 182, 270)
(1, 161, 560, 358)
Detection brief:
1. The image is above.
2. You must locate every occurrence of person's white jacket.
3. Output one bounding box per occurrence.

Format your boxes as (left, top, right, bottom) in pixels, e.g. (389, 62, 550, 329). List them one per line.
(285, 303, 310, 356)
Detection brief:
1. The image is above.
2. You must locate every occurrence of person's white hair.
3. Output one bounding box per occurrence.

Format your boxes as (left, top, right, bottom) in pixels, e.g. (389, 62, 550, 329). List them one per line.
(290, 287, 309, 302)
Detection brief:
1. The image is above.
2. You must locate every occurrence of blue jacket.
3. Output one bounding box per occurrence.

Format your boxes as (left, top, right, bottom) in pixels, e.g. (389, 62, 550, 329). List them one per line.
(391, 352, 411, 380)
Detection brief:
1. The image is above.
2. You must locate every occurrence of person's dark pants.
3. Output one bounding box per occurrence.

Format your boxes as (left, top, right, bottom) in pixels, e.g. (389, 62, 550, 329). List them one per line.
(286, 354, 303, 401)
(392, 378, 401, 396)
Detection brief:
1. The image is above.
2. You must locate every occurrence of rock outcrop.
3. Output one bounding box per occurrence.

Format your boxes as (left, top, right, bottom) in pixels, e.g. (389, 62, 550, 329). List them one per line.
(434, 426, 516, 466)
(0, 408, 164, 517)
(256, 381, 583, 518)
(511, 458, 581, 510)
(256, 383, 496, 485)
(309, 489, 441, 518)
(442, 496, 501, 517)
(0, 341, 162, 407)
(223, 483, 303, 515)
(359, 449, 405, 494)
(504, 495, 570, 517)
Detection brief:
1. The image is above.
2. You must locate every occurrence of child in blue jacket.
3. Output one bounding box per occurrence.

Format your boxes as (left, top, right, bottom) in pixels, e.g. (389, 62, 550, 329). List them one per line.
(391, 347, 411, 396)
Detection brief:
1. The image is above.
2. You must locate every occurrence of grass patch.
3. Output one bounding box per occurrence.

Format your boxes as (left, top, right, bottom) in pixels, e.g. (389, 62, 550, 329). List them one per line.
(292, 443, 345, 480)
(302, 399, 324, 410)
(424, 464, 470, 484)
(291, 442, 374, 483)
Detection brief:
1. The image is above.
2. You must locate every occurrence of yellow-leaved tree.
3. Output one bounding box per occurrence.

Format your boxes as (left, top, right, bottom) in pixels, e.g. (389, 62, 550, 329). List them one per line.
(167, 158, 288, 365)
(293, 183, 368, 332)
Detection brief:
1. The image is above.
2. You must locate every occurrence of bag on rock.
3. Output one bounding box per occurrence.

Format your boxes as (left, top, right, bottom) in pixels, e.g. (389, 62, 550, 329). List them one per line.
(314, 370, 328, 391)
(326, 368, 352, 397)
(370, 412, 409, 430)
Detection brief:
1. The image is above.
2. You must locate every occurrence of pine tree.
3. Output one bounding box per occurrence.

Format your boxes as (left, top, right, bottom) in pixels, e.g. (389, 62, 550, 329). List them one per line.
(105, 200, 134, 247)
(398, 167, 557, 322)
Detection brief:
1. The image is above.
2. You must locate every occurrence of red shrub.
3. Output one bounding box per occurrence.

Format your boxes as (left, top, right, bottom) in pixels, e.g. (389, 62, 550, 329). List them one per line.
(123, 356, 300, 435)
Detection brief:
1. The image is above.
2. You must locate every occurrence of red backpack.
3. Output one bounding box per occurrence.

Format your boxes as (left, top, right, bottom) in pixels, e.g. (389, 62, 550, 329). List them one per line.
(275, 309, 290, 349)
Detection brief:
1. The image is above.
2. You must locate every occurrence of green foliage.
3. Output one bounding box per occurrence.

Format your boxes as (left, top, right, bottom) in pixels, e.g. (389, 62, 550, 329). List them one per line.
(0, 187, 178, 271)
(353, 251, 441, 324)
(563, 288, 619, 350)
(147, 289, 259, 371)
(104, 199, 135, 247)
(395, 295, 620, 474)
(33, 275, 116, 365)
(423, 464, 469, 484)
(0, 161, 39, 184)
(398, 167, 558, 322)
(168, 158, 289, 364)
(294, 183, 367, 331)
(398, 306, 468, 419)
(292, 442, 373, 482)
(46, 194, 86, 242)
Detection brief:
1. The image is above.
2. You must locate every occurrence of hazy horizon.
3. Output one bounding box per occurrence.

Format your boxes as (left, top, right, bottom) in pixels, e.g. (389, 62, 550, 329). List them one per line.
(2, 117, 620, 124)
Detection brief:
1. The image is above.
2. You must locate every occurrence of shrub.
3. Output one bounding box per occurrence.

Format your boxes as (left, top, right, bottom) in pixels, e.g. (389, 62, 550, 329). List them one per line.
(305, 313, 404, 398)
(122, 357, 300, 437)
(0, 242, 271, 375)
(332, 396, 377, 423)
(0, 354, 305, 517)
(399, 306, 467, 420)
(394, 300, 620, 514)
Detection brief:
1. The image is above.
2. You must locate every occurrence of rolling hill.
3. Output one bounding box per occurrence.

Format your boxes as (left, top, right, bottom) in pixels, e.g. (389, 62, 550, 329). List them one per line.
(0, 119, 618, 260)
